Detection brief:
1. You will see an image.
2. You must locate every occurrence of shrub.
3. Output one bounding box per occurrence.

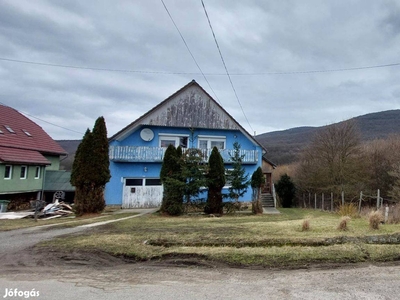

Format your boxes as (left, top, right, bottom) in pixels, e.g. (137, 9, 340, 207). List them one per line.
(338, 203, 358, 218)
(337, 216, 351, 231)
(369, 211, 383, 230)
(301, 219, 310, 231)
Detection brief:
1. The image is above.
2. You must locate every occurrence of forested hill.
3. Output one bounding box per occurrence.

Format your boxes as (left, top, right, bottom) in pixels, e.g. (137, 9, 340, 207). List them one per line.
(256, 110, 400, 165)
(56, 110, 400, 169)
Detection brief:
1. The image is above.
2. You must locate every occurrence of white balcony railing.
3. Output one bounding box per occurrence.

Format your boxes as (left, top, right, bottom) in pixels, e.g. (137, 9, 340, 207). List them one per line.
(109, 146, 258, 164)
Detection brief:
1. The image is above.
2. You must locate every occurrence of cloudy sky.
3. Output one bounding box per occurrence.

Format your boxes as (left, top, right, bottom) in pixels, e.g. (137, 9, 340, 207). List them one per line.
(1, 0, 399, 140)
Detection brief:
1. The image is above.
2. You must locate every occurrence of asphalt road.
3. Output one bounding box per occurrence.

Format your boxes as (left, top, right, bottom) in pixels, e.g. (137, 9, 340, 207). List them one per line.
(1, 210, 400, 299)
(1, 263, 400, 300)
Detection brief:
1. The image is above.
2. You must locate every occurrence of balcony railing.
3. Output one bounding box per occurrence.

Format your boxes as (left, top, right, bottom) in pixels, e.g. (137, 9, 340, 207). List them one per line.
(109, 146, 258, 164)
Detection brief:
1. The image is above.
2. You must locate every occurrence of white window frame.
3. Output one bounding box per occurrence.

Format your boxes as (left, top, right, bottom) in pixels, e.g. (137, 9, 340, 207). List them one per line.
(20, 165, 27, 179)
(224, 168, 233, 188)
(159, 133, 189, 148)
(198, 135, 226, 149)
(34, 166, 41, 179)
(4, 165, 12, 179)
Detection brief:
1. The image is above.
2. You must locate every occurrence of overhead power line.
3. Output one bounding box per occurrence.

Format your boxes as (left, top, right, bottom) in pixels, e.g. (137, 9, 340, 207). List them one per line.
(200, 0, 254, 133)
(0, 101, 84, 135)
(160, 0, 222, 104)
(0, 57, 399, 76)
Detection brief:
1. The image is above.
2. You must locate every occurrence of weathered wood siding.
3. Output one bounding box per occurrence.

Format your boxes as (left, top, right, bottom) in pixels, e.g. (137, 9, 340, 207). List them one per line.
(141, 86, 240, 130)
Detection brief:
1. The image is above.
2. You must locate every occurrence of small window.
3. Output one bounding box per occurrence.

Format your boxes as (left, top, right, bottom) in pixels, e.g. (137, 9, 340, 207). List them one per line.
(159, 135, 189, 148)
(35, 166, 41, 179)
(22, 129, 32, 137)
(198, 136, 226, 149)
(145, 178, 162, 186)
(125, 178, 143, 186)
(4, 165, 12, 179)
(4, 125, 15, 133)
(160, 139, 176, 148)
(20, 166, 27, 179)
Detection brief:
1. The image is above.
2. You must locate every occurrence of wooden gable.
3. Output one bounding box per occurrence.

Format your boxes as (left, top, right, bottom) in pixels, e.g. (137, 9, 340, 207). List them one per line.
(141, 83, 240, 130)
(111, 80, 252, 142)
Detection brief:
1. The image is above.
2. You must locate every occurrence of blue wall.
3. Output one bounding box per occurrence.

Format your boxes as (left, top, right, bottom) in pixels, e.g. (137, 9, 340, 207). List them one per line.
(105, 125, 263, 205)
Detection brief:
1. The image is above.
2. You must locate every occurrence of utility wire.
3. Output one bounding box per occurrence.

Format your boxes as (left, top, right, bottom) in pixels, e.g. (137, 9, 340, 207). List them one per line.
(200, 0, 254, 133)
(160, 0, 222, 104)
(0, 101, 85, 135)
(1, 57, 399, 76)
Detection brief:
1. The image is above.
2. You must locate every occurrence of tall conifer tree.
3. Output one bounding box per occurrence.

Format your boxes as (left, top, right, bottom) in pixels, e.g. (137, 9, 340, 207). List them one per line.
(206, 147, 225, 215)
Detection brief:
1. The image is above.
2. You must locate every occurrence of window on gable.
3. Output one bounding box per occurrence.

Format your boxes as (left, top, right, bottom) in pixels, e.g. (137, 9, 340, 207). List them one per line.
(4, 125, 15, 134)
(20, 166, 27, 179)
(4, 165, 12, 179)
(35, 166, 41, 179)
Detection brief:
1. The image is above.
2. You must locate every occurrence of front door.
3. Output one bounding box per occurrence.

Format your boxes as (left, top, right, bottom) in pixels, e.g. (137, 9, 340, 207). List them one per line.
(262, 173, 271, 193)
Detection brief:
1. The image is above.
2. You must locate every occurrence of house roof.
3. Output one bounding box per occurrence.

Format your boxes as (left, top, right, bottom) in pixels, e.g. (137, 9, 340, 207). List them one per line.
(109, 80, 267, 151)
(0, 105, 67, 158)
(0, 146, 51, 165)
(44, 170, 75, 191)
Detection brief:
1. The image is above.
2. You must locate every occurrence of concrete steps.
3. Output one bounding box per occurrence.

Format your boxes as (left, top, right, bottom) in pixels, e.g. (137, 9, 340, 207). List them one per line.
(261, 193, 275, 208)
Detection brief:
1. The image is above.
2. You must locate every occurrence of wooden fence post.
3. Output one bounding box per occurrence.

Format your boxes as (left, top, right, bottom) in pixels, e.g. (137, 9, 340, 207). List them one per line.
(322, 193, 324, 211)
(314, 193, 317, 210)
(358, 191, 362, 214)
(331, 192, 333, 212)
(376, 189, 380, 209)
(341, 191, 344, 206)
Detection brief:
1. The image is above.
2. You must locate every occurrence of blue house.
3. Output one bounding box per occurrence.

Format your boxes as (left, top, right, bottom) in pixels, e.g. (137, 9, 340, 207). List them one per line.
(105, 80, 275, 208)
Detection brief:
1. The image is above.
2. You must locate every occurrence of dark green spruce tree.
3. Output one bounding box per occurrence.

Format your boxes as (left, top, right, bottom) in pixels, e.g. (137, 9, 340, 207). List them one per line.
(181, 148, 207, 207)
(227, 142, 250, 202)
(160, 144, 184, 215)
(206, 147, 225, 215)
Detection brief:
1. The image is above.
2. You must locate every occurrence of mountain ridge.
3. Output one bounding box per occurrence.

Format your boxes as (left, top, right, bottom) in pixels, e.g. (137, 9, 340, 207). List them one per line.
(255, 109, 400, 165)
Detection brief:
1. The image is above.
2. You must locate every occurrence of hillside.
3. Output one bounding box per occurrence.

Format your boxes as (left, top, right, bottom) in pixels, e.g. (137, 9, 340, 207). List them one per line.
(256, 110, 400, 165)
(55, 110, 400, 169)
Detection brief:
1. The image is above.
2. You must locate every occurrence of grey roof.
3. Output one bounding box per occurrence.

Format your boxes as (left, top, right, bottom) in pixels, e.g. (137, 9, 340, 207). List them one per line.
(44, 170, 75, 192)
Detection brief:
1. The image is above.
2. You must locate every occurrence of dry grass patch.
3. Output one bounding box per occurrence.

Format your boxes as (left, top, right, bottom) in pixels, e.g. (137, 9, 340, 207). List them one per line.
(369, 211, 384, 230)
(337, 216, 351, 231)
(38, 208, 400, 268)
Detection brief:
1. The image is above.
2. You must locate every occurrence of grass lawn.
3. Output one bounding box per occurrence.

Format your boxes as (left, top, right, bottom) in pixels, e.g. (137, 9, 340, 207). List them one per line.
(38, 208, 400, 268)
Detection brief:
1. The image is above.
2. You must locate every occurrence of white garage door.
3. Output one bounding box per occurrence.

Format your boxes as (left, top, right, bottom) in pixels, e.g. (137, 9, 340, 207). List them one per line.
(122, 178, 163, 208)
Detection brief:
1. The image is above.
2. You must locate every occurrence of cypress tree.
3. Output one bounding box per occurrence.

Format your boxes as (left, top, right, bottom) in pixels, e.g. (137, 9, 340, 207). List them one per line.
(70, 117, 110, 216)
(251, 167, 264, 214)
(160, 144, 184, 215)
(206, 147, 225, 215)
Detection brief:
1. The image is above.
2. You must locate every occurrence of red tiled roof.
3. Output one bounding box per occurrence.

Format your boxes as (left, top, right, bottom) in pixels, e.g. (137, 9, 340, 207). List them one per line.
(0, 105, 66, 156)
(0, 146, 50, 165)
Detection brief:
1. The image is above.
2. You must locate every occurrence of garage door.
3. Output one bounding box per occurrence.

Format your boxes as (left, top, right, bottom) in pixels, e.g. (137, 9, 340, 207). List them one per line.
(122, 178, 163, 208)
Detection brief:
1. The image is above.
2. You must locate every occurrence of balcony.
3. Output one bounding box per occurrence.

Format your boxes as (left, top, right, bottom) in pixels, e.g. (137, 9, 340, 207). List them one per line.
(109, 146, 258, 164)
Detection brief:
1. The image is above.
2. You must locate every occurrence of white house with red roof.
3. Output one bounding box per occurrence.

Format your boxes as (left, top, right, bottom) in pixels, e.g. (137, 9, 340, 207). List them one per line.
(0, 104, 71, 208)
